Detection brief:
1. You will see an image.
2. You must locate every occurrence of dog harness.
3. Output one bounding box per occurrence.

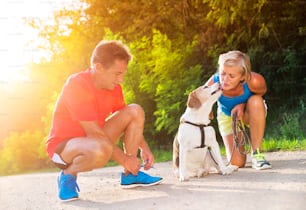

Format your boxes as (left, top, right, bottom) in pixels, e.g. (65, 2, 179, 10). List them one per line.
(181, 120, 208, 148)
(181, 120, 219, 166)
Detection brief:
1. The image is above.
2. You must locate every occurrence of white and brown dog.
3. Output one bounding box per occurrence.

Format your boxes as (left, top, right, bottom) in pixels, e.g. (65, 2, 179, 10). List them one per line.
(173, 82, 238, 181)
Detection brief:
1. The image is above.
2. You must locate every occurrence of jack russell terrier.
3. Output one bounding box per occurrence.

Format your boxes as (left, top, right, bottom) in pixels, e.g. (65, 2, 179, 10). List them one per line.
(173, 83, 238, 181)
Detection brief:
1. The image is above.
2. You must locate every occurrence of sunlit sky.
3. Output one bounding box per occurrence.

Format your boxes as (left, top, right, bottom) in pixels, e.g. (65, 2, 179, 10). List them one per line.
(0, 0, 73, 82)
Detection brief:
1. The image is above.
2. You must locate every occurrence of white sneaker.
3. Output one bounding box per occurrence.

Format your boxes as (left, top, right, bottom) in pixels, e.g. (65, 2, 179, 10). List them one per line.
(252, 150, 272, 170)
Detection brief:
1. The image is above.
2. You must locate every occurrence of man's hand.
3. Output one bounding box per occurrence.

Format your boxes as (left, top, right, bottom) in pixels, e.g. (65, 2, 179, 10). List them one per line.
(140, 145, 154, 170)
(123, 155, 141, 176)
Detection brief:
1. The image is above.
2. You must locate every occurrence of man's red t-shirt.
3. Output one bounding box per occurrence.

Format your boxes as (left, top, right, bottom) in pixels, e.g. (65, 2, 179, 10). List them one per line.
(46, 69, 125, 158)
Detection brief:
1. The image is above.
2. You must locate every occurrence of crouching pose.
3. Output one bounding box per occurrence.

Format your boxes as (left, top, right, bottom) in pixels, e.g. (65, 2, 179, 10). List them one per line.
(204, 50, 271, 170)
(46, 40, 162, 201)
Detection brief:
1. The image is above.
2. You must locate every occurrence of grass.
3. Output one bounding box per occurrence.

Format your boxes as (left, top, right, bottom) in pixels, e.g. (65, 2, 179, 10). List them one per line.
(261, 138, 306, 152)
(1, 138, 305, 176)
(23, 138, 306, 172)
(152, 138, 306, 163)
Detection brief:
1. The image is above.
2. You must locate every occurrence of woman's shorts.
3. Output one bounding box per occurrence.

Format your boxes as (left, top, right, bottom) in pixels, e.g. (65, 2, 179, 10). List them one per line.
(217, 110, 234, 137)
(217, 100, 267, 137)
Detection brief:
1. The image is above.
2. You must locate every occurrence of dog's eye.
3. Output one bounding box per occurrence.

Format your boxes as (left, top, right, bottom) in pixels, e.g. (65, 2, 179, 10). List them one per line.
(203, 86, 209, 89)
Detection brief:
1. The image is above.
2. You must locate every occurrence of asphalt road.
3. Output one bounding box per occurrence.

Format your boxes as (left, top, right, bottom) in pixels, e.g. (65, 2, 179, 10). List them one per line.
(0, 151, 305, 210)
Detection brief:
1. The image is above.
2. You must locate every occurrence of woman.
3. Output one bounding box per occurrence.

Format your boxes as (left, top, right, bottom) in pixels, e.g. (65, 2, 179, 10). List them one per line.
(205, 50, 271, 170)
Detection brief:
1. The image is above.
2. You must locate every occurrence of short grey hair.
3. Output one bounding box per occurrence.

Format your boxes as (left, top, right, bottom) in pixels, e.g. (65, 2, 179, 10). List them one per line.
(218, 50, 251, 81)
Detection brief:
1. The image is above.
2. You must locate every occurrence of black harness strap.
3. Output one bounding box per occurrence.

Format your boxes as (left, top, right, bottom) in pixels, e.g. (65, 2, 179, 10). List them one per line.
(182, 121, 207, 148)
(181, 120, 219, 166)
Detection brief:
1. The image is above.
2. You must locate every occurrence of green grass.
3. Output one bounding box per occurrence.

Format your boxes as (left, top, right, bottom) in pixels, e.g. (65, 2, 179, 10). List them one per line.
(1, 138, 305, 176)
(44, 137, 306, 169)
(152, 138, 306, 163)
(261, 138, 306, 152)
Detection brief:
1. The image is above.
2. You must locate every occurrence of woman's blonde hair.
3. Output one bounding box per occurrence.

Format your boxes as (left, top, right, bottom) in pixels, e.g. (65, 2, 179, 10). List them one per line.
(218, 50, 251, 81)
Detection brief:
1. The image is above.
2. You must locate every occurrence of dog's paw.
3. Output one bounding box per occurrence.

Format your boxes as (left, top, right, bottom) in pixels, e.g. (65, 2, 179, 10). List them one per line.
(229, 164, 239, 171)
(179, 175, 189, 182)
(220, 165, 238, 175)
(197, 169, 209, 177)
(174, 168, 179, 178)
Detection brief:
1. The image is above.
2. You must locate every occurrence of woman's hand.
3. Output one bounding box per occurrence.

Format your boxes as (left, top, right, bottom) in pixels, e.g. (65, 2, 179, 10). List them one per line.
(231, 103, 246, 120)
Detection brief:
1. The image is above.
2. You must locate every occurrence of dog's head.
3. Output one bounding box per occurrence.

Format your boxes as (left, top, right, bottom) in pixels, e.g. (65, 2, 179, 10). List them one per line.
(187, 82, 222, 109)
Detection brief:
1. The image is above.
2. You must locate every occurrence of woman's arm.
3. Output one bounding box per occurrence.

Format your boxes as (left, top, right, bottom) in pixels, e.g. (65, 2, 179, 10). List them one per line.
(248, 72, 267, 96)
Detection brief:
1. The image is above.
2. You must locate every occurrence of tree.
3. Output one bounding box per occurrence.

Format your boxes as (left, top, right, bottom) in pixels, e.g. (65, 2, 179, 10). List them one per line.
(0, 130, 50, 175)
(25, 0, 305, 148)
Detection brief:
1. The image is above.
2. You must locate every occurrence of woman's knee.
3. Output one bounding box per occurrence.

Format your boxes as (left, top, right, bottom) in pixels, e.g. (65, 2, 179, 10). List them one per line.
(247, 95, 265, 109)
(231, 155, 246, 168)
(245, 95, 266, 119)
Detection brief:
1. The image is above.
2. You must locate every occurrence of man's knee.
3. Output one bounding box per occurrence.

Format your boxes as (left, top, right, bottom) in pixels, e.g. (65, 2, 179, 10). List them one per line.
(84, 138, 113, 164)
(126, 104, 145, 120)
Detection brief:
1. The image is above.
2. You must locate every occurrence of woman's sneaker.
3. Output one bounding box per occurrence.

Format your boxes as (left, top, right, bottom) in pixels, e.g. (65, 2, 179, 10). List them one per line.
(57, 171, 80, 201)
(120, 171, 163, 189)
(252, 149, 272, 170)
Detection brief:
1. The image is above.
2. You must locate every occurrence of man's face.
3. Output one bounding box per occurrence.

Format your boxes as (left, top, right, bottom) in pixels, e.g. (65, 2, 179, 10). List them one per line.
(95, 59, 128, 90)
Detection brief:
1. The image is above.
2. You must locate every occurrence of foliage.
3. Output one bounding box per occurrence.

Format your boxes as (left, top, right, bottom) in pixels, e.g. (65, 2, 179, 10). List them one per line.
(0, 130, 51, 175)
(26, 0, 306, 143)
(265, 99, 306, 141)
(125, 31, 204, 146)
(280, 113, 304, 140)
(1, 0, 305, 175)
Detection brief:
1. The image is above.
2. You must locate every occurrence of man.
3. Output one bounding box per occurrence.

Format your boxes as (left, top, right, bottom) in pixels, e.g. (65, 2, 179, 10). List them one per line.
(46, 40, 162, 201)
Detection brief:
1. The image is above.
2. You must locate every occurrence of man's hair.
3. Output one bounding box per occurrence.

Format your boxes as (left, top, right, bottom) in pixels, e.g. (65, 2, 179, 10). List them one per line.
(90, 40, 132, 69)
(218, 50, 251, 81)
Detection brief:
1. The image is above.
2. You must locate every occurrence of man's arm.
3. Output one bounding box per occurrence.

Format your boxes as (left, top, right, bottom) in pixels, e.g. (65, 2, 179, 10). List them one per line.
(79, 121, 140, 175)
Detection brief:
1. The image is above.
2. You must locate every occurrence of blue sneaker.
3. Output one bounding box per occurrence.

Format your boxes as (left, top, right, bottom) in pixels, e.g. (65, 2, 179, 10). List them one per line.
(120, 171, 163, 189)
(57, 171, 80, 201)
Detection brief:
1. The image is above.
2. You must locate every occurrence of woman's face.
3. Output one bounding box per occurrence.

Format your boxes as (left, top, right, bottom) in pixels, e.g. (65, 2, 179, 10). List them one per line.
(219, 65, 245, 91)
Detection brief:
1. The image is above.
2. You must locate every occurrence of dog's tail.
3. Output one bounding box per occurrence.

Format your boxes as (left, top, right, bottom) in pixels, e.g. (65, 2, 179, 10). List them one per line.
(173, 133, 179, 169)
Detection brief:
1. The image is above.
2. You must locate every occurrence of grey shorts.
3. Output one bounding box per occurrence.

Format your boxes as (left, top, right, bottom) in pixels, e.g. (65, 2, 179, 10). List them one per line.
(51, 140, 70, 169)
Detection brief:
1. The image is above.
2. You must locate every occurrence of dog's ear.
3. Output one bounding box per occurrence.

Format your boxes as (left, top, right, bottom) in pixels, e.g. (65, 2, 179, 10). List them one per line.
(209, 110, 214, 120)
(187, 91, 201, 109)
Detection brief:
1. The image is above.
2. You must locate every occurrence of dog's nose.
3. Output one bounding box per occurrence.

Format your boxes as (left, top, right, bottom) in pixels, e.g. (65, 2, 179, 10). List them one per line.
(210, 82, 221, 95)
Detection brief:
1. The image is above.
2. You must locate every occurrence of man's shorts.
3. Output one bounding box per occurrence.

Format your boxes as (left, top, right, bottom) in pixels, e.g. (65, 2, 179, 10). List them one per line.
(217, 100, 267, 137)
(51, 140, 70, 169)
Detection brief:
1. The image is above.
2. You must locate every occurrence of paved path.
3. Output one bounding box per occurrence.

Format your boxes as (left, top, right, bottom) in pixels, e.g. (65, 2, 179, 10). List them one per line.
(0, 151, 305, 210)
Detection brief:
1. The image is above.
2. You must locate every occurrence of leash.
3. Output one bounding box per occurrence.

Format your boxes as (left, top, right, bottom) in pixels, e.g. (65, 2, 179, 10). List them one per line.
(180, 120, 219, 166)
(226, 112, 251, 165)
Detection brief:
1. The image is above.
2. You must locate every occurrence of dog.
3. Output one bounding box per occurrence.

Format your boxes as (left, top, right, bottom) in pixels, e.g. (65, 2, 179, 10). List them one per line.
(173, 82, 238, 181)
